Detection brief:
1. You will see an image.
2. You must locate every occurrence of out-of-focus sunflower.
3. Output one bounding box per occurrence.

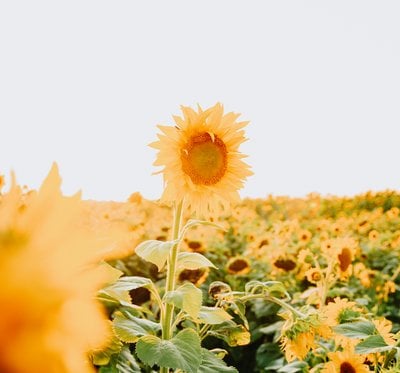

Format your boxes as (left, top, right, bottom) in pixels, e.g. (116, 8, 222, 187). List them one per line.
(226, 256, 251, 275)
(280, 311, 330, 362)
(323, 297, 361, 327)
(0, 164, 116, 373)
(178, 267, 210, 287)
(373, 318, 396, 345)
(150, 103, 252, 215)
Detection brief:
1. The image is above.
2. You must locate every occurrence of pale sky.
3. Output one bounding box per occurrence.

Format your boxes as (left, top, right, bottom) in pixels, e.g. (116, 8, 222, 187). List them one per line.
(1, 1, 399, 201)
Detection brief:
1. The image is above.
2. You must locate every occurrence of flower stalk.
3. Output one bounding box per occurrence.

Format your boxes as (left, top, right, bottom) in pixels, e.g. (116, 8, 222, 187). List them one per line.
(160, 200, 184, 373)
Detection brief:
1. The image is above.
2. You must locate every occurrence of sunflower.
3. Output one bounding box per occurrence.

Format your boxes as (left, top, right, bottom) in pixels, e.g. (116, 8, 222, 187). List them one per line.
(281, 331, 316, 362)
(0, 164, 114, 373)
(373, 318, 396, 345)
(226, 256, 251, 275)
(323, 297, 361, 327)
(178, 267, 210, 287)
(150, 103, 252, 215)
(280, 311, 331, 362)
(322, 348, 369, 373)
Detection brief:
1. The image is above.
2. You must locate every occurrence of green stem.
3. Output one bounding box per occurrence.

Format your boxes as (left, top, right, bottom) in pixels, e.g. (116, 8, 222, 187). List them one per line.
(241, 294, 306, 318)
(160, 200, 184, 373)
(390, 265, 400, 281)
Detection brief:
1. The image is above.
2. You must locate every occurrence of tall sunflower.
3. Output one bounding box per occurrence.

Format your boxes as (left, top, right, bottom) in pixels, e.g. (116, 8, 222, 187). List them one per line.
(150, 103, 252, 215)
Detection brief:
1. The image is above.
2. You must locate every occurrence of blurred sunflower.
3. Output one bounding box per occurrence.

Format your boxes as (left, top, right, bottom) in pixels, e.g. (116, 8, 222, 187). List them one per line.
(150, 103, 252, 215)
(0, 164, 115, 373)
(178, 267, 210, 287)
(280, 312, 330, 362)
(373, 318, 396, 345)
(323, 297, 361, 327)
(226, 256, 251, 275)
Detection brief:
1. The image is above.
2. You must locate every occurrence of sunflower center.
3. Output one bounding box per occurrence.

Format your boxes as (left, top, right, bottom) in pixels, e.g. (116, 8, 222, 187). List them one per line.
(338, 248, 352, 271)
(274, 258, 297, 271)
(228, 259, 249, 273)
(340, 362, 356, 373)
(181, 132, 227, 185)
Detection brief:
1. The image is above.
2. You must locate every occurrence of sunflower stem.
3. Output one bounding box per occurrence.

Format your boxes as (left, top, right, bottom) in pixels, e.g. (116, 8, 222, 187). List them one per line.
(240, 294, 306, 318)
(160, 200, 184, 372)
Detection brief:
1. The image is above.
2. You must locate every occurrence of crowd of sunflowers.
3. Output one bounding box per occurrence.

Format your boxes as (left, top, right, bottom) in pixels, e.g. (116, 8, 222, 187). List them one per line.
(1, 104, 399, 372)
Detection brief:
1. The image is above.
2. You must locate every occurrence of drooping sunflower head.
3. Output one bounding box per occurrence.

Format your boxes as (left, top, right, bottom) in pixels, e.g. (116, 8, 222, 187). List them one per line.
(150, 103, 252, 215)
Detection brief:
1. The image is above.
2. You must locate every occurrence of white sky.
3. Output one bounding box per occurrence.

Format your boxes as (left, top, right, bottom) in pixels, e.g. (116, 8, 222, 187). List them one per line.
(1, 1, 399, 201)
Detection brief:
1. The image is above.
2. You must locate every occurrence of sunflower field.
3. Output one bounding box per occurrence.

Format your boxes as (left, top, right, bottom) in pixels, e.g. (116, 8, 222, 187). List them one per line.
(1, 105, 400, 373)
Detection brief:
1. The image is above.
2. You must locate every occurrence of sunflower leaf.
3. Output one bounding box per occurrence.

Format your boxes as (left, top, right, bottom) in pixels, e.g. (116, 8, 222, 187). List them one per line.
(198, 348, 238, 372)
(245, 280, 289, 299)
(334, 321, 377, 339)
(135, 240, 177, 271)
(355, 335, 394, 354)
(135, 328, 202, 373)
(112, 311, 161, 343)
(164, 282, 202, 319)
(207, 322, 251, 346)
(177, 252, 217, 270)
(91, 328, 123, 366)
(198, 306, 233, 325)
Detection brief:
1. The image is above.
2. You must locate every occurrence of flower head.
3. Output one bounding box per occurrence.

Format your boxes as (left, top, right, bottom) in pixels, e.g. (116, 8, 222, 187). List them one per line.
(0, 164, 113, 373)
(322, 347, 369, 373)
(150, 103, 252, 215)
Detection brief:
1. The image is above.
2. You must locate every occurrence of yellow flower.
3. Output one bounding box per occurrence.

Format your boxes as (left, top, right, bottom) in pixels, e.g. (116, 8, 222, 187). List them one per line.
(226, 256, 251, 275)
(322, 348, 369, 373)
(280, 311, 331, 362)
(273, 254, 297, 272)
(323, 297, 361, 327)
(281, 332, 316, 362)
(0, 164, 113, 373)
(386, 207, 399, 219)
(368, 229, 379, 241)
(178, 267, 210, 287)
(298, 229, 312, 243)
(305, 267, 323, 284)
(150, 103, 252, 215)
(373, 318, 396, 345)
(322, 237, 358, 280)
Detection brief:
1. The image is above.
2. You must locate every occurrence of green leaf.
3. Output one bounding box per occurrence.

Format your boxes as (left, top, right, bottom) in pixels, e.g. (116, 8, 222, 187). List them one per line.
(103, 276, 154, 292)
(256, 343, 283, 370)
(115, 346, 142, 373)
(91, 328, 123, 366)
(334, 321, 377, 339)
(112, 311, 161, 343)
(277, 360, 308, 373)
(207, 323, 251, 346)
(228, 301, 249, 330)
(164, 282, 202, 319)
(177, 252, 217, 270)
(245, 280, 289, 298)
(135, 240, 176, 271)
(198, 306, 233, 325)
(97, 292, 150, 314)
(136, 328, 202, 373)
(198, 348, 238, 373)
(98, 346, 142, 373)
(355, 335, 394, 354)
(97, 291, 131, 308)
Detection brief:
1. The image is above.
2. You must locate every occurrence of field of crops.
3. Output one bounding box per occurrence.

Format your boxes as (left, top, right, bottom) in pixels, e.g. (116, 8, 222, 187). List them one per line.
(1, 105, 399, 373)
